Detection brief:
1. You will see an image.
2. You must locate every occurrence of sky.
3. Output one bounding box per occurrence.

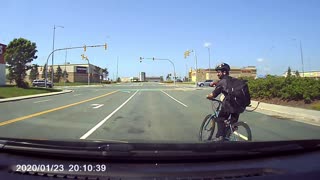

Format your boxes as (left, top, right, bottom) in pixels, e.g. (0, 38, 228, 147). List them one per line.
(1, 0, 320, 79)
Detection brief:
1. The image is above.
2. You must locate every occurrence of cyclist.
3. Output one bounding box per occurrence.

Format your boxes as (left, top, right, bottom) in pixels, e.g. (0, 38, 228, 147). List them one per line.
(206, 63, 240, 141)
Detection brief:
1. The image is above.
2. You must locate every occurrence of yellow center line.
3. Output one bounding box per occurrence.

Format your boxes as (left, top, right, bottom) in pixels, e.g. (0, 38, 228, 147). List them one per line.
(0, 90, 118, 127)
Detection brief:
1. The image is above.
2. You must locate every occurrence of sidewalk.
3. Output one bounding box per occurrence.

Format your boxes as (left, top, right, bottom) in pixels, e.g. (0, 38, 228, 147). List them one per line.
(0, 90, 73, 103)
(250, 101, 320, 126)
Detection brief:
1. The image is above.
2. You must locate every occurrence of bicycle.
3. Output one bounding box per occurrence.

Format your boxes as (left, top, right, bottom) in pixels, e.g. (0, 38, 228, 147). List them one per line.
(199, 99, 259, 142)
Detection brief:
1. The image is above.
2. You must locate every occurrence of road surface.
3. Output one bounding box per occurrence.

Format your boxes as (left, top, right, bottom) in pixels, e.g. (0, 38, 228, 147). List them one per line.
(0, 82, 319, 142)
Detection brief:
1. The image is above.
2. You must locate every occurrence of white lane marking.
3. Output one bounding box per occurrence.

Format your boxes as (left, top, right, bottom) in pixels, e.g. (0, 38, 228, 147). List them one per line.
(34, 99, 52, 103)
(161, 90, 188, 107)
(91, 104, 104, 109)
(80, 90, 139, 139)
(73, 94, 81, 96)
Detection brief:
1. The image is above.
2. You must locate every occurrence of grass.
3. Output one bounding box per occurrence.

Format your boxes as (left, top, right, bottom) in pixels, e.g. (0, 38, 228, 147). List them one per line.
(311, 102, 320, 111)
(0, 85, 61, 99)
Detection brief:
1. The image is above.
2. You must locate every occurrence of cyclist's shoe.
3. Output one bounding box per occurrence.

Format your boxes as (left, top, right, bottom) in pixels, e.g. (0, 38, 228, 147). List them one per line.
(212, 136, 225, 142)
(233, 126, 238, 131)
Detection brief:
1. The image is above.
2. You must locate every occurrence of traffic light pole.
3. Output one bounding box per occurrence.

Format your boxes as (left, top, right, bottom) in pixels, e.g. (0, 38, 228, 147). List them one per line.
(184, 49, 198, 87)
(140, 57, 176, 86)
(44, 44, 107, 88)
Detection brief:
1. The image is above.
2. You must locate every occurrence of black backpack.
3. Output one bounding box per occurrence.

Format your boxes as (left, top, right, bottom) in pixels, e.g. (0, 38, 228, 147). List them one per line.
(226, 77, 251, 113)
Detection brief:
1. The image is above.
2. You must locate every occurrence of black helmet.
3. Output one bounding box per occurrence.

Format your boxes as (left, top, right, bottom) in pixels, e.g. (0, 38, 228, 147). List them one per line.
(215, 63, 230, 72)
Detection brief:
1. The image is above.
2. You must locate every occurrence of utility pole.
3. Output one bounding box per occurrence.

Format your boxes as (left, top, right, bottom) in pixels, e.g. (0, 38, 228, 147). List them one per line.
(117, 56, 119, 82)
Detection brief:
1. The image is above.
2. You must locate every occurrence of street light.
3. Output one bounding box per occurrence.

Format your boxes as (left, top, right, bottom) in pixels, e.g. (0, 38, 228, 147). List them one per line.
(204, 42, 211, 70)
(52, 25, 64, 83)
(184, 49, 198, 87)
(81, 54, 90, 85)
(292, 38, 305, 77)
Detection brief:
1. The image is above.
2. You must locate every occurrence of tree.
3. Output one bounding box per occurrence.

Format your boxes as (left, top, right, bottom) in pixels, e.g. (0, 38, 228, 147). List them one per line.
(48, 66, 54, 82)
(4, 38, 37, 88)
(55, 65, 63, 83)
(62, 70, 68, 82)
(295, 70, 300, 77)
(166, 74, 171, 81)
(117, 77, 121, 82)
(42, 64, 47, 79)
(102, 68, 109, 77)
(287, 67, 292, 77)
(29, 64, 39, 81)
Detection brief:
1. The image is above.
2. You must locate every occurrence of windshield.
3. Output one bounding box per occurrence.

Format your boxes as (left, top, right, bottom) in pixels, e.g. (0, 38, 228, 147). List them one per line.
(0, 0, 320, 147)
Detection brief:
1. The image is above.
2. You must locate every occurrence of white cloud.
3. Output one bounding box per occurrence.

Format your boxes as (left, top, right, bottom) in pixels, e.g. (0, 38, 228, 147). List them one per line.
(257, 58, 264, 62)
(204, 42, 211, 48)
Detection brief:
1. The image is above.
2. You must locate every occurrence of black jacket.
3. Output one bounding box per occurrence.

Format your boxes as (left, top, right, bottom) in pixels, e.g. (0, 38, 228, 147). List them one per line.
(212, 75, 237, 113)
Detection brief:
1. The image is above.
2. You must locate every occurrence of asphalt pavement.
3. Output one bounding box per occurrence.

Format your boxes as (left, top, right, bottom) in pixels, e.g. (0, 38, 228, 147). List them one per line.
(0, 82, 319, 142)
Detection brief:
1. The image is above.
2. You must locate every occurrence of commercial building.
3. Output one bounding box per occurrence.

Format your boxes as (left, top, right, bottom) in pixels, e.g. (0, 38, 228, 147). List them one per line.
(283, 70, 320, 78)
(139, 72, 146, 82)
(0, 43, 6, 86)
(6, 63, 105, 84)
(145, 76, 163, 82)
(189, 66, 257, 82)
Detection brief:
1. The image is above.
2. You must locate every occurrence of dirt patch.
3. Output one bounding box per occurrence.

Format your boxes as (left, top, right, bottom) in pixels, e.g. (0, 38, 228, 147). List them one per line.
(253, 98, 320, 111)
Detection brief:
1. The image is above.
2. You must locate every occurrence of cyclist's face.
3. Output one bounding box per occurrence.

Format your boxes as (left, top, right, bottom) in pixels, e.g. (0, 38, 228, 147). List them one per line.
(217, 70, 223, 79)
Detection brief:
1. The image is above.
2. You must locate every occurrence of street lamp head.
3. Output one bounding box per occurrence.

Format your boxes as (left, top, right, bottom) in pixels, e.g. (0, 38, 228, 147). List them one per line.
(204, 42, 212, 48)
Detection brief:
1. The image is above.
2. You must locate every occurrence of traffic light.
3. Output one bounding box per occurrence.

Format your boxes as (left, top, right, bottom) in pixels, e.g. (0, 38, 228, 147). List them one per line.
(83, 45, 87, 52)
(139, 57, 142, 63)
(152, 57, 155, 61)
(184, 50, 190, 59)
(104, 43, 108, 50)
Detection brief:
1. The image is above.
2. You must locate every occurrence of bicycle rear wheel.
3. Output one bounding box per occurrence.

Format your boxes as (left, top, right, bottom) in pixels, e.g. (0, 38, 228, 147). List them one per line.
(199, 114, 216, 141)
(226, 121, 252, 141)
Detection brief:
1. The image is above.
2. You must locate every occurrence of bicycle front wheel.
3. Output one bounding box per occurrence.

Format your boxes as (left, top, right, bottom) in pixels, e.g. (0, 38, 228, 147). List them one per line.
(199, 114, 216, 141)
(226, 121, 252, 141)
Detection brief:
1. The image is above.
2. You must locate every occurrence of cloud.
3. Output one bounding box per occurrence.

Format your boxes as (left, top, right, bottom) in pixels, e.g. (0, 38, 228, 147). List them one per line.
(257, 58, 264, 62)
(204, 42, 211, 48)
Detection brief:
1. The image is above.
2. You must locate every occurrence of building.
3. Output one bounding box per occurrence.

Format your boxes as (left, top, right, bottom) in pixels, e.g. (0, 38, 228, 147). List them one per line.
(189, 66, 257, 82)
(139, 72, 146, 82)
(283, 70, 320, 78)
(145, 76, 162, 82)
(120, 77, 139, 82)
(0, 43, 6, 86)
(6, 63, 105, 83)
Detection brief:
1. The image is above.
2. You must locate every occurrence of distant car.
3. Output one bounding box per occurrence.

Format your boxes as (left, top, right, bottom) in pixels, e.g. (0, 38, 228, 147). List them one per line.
(176, 79, 183, 82)
(32, 80, 53, 88)
(197, 80, 214, 87)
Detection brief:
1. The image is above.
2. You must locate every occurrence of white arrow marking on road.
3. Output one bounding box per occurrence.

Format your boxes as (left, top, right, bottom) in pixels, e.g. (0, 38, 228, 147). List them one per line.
(80, 90, 140, 139)
(34, 99, 52, 103)
(161, 90, 188, 107)
(91, 104, 104, 109)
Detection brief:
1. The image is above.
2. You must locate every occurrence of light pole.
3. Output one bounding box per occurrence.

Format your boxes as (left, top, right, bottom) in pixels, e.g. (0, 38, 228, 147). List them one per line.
(64, 49, 67, 87)
(140, 57, 176, 86)
(52, 25, 64, 82)
(184, 49, 198, 87)
(81, 54, 90, 85)
(292, 39, 305, 77)
(44, 43, 108, 87)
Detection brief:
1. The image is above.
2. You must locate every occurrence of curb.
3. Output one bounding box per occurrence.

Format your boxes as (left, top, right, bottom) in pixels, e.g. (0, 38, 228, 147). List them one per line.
(0, 90, 74, 103)
(250, 100, 320, 126)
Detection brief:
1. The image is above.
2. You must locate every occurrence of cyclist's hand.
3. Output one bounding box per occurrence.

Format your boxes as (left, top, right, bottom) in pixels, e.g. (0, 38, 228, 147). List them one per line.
(206, 94, 214, 100)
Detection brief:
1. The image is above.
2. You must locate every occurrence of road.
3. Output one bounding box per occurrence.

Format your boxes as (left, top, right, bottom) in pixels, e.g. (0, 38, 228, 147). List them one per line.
(0, 82, 319, 142)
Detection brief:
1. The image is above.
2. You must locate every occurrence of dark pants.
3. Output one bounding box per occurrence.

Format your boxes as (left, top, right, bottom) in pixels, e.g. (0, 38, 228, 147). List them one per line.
(215, 110, 240, 138)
